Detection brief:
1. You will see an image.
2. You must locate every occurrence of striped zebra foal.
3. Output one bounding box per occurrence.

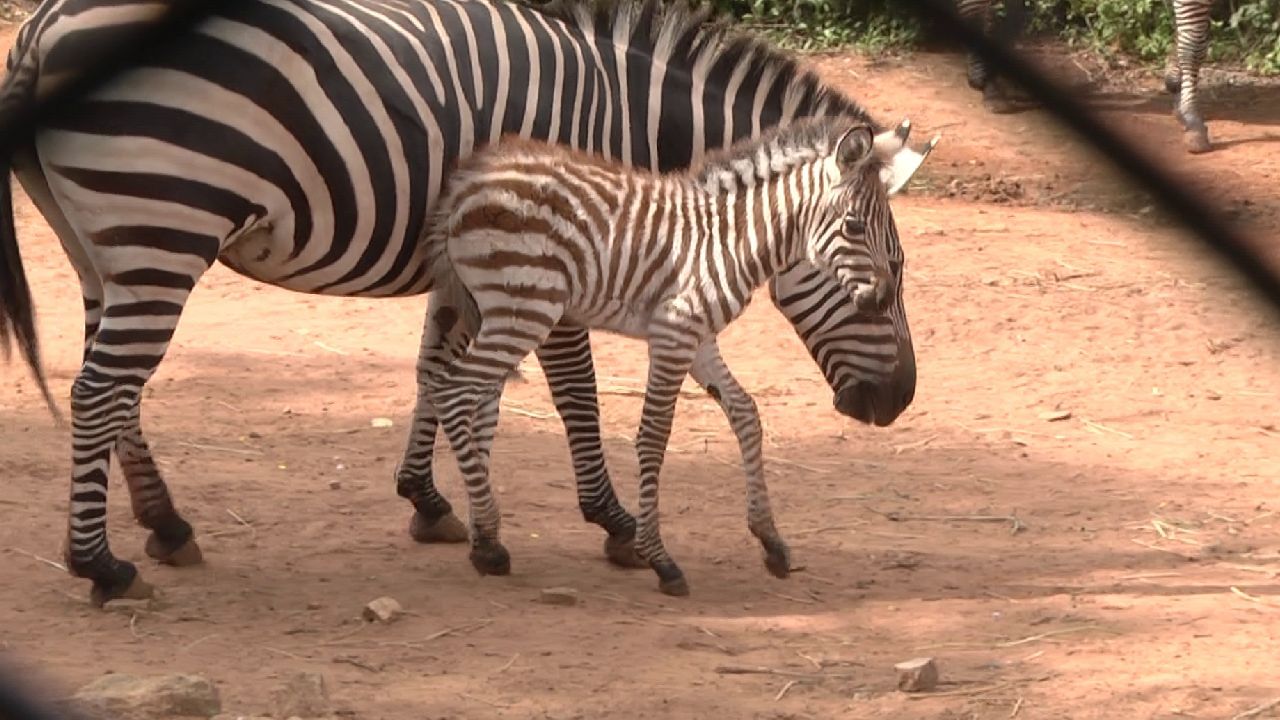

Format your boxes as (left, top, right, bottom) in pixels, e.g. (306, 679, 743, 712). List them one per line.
(425, 117, 915, 595)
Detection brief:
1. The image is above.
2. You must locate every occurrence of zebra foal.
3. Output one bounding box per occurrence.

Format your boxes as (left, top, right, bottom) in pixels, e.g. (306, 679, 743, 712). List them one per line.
(425, 117, 915, 595)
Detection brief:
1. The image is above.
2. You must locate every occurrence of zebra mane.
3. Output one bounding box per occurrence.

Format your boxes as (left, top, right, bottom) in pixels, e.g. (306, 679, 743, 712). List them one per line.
(519, 0, 873, 127)
(691, 117, 883, 190)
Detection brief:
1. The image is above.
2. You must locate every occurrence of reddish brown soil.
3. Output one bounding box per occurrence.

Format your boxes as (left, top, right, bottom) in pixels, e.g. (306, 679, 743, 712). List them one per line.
(2, 22, 1279, 720)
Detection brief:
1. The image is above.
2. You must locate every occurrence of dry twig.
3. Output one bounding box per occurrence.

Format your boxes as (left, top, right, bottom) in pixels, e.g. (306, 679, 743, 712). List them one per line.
(10, 548, 67, 572)
(714, 665, 856, 679)
(997, 625, 1097, 648)
(774, 680, 798, 701)
(1233, 698, 1280, 720)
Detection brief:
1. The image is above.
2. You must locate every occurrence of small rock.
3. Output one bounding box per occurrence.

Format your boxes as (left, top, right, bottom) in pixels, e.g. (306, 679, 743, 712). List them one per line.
(327, 479, 342, 490)
(361, 596, 403, 623)
(370, 417, 393, 428)
(894, 657, 939, 692)
(539, 587, 579, 606)
(211, 715, 274, 720)
(71, 673, 221, 718)
(271, 672, 330, 719)
(1038, 409, 1072, 422)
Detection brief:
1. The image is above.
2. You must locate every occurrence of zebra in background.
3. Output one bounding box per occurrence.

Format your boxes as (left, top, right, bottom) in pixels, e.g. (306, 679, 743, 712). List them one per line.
(425, 118, 914, 595)
(0, 0, 935, 607)
(958, 0, 1218, 152)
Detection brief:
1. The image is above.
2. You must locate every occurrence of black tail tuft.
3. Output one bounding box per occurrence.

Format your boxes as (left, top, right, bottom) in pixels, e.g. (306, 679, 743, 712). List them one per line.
(0, 157, 62, 423)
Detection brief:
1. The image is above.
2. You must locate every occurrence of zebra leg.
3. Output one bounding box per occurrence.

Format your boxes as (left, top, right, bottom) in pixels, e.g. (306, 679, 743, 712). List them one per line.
(1171, 0, 1213, 153)
(688, 341, 789, 580)
(68, 275, 211, 607)
(119, 402, 202, 567)
(535, 325, 643, 568)
(634, 334, 700, 597)
(1162, 0, 1182, 93)
(429, 312, 559, 576)
(397, 301, 469, 544)
(957, 0, 1016, 113)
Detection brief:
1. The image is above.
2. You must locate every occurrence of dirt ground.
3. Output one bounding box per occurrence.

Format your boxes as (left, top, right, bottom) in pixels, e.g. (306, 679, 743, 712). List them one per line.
(2, 19, 1279, 720)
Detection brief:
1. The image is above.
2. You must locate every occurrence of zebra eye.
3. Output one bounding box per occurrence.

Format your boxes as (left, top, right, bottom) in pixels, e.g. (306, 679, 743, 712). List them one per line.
(843, 216, 865, 236)
(890, 259, 903, 278)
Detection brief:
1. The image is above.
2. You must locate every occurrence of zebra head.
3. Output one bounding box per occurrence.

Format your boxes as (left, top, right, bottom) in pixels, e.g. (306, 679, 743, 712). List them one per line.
(785, 120, 915, 428)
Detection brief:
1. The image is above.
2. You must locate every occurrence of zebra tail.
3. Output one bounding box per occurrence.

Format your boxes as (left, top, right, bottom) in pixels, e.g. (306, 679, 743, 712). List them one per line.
(0, 153, 62, 423)
(424, 222, 527, 383)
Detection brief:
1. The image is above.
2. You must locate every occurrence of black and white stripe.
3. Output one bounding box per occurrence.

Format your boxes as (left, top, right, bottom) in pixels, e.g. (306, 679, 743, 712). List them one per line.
(424, 118, 915, 595)
(0, 0, 935, 605)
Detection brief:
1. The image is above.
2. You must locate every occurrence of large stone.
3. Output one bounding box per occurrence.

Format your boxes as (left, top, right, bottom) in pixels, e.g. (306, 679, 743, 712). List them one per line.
(71, 673, 221, 718)
(271, 672, 330, 719)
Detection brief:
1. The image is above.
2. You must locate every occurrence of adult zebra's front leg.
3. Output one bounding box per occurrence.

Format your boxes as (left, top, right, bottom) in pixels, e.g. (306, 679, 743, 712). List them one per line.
(688, 341, 790, 580)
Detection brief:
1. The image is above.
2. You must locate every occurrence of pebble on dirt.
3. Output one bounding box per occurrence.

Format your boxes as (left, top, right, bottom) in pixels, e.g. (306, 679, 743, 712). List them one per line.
(361, 596, 404, 623)
(70, 673, 222, 718)
(271, 672, 330, 719)
(539, 587, 579, 606)
(894, 657, 939, 692)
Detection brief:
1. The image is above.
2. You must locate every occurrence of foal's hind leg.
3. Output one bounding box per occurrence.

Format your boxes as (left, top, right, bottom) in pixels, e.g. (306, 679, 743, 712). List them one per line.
(536, 326, 642, 568)
(428, 298, 563, 577)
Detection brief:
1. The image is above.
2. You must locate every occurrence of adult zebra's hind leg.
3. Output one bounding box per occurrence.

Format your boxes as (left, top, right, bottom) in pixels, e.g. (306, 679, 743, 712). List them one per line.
(397, 301, 470, 544)
(15, 153, 205, 602)
(689, 341, 790, 581)
(536, 325, 643, 568)
(68, 268, 214, 607)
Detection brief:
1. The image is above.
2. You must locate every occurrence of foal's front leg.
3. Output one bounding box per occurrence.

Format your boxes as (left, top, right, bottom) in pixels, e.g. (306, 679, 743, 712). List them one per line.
(633, 332, 701, 596)
(688, 340, 790, 580)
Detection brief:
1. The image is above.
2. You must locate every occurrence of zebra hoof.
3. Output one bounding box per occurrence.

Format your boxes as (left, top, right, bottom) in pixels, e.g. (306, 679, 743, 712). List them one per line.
(146, 534, 204, 567)
(654, 563, 689, 597)
(90, 573, 154, 609)
(469, 539, 511, 576)
(762, 541, 792, 580)
(409, 511, 470, 544)
(1184, 128, 1211, 154)
(604, 533, 646, 569)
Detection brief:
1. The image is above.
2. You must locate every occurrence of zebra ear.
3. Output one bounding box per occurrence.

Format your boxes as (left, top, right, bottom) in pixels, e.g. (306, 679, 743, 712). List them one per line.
(835, 124, 875, 172)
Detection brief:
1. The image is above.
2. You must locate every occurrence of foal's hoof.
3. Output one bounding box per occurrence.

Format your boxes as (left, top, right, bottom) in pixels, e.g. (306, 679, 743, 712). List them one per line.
(146, 534, 204, 567)
(469, 540, 512, 576)
(654, 563, 689, 597)
(90, 573, 154, 609)
(409, 511, 470, 544)
(604, 533, 647, 569)
(1184, 128, 1211, 154)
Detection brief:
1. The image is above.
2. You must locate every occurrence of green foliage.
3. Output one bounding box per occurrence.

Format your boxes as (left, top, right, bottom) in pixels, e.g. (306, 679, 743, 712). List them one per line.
(708, 0, 918, 52)
(706, 0, 1280, 74)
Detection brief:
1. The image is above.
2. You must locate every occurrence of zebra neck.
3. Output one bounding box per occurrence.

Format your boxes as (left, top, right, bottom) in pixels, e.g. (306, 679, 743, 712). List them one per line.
(687, 168, 816, 288)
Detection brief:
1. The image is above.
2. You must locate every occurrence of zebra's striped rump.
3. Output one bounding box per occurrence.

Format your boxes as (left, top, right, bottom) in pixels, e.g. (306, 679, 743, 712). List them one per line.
(423, 117, 914, 594)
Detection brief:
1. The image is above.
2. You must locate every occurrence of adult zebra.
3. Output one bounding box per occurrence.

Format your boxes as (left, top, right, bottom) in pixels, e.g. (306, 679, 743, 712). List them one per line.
(957, 0, 1217, 153)
(0, 0, 935, 606)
